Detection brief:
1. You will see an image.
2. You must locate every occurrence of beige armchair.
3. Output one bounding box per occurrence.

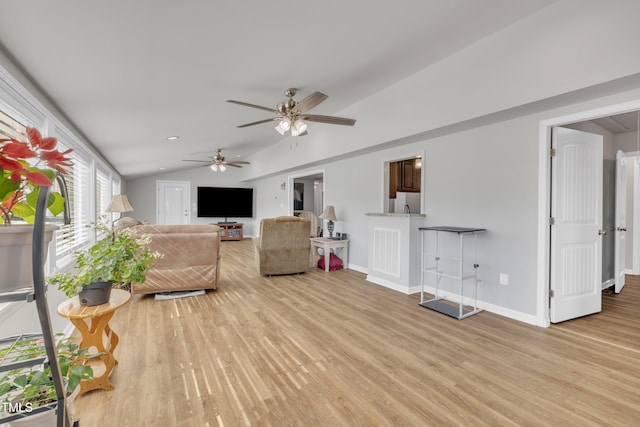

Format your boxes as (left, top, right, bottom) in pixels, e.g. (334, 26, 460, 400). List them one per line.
(298, 211, 320, 237)
(254, 216, 311, 276)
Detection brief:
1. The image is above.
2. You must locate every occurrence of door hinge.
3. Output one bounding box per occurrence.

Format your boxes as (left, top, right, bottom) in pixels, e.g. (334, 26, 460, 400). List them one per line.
(549, 289, 554, 298)
(550, 148, 556, 157)
(549, 217, 555, 226)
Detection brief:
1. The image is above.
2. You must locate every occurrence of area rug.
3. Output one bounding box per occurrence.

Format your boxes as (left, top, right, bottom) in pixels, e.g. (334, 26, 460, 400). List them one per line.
(154, 289, 205, 300)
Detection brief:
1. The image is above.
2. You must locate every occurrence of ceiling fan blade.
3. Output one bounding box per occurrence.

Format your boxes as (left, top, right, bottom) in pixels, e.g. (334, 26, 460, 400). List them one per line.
(223, 163, 242, 168)
(227, 100, 278, 114)
(237, 118, 279, 128)
(294, 92, 328, 113)
(302, 114, 356, 126)
(223, 160, 250, 165)
(183, 159, 212, 163)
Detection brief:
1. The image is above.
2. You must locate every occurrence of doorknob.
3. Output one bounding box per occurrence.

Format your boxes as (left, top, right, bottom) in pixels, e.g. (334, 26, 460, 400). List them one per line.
(598, 229, 607, 236)
(617, 227, 627, 232)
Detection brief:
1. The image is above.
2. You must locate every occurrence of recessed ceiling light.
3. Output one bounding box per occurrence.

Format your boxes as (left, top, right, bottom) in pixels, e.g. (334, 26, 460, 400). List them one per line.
(159, 167, 166, 170)
(167, 136, 180, 141)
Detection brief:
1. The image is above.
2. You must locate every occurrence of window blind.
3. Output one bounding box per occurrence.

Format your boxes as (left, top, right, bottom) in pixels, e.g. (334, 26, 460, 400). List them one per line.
(54, 146, 91, 259)
(95, 167, 111, 223)
(0, 109, 28, 141)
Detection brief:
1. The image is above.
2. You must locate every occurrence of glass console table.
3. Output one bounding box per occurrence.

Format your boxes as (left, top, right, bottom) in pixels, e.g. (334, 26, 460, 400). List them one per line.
(418, 226, 486, 319)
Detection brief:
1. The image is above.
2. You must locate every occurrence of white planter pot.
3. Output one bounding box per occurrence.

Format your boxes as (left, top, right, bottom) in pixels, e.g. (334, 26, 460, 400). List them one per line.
(0, 224, 57, 293)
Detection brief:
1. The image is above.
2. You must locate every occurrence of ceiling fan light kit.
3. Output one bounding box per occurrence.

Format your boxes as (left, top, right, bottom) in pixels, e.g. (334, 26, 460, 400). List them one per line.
(228, 88, 356, 137)
(184, 89, 356, 172)
(183, 149, 249, 173)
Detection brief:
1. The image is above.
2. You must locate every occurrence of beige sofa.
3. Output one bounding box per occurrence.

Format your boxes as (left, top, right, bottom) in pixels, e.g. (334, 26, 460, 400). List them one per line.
(130, 224, 221, 295)
(254, 216, 311, 276)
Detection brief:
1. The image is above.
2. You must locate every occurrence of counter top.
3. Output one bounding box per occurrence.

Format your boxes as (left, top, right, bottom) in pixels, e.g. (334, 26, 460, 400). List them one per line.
(365, 213, 426, 217)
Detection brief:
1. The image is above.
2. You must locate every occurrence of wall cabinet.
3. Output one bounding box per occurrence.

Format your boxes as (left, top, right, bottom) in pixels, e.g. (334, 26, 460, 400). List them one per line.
(389, 158, 421, 198)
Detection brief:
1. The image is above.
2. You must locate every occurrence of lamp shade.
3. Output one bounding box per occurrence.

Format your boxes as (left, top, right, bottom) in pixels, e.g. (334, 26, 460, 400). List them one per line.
(106, 194, 134, 213)
(319, 205, 337, 221)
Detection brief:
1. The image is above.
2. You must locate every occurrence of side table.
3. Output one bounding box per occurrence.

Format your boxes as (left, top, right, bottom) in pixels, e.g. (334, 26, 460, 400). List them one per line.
(310, 238, 349, 272)
(57, 288, 131, 395)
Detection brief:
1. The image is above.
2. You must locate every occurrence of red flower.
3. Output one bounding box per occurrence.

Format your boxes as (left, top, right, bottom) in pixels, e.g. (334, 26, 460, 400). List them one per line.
(26, 127, 43, 148)
(25, 171, 53, 186)
(0, 157, 25, 172)
(1, 141, 37, 159)
(40, 137, 58, 150)
(0, 126, 73, 225)
(41, 148, 73, 173)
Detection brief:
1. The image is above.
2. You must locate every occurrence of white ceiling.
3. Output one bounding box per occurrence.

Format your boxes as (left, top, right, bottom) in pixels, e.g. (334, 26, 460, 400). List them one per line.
(0, 0, 559, 178)
(591, 112, 640, 134)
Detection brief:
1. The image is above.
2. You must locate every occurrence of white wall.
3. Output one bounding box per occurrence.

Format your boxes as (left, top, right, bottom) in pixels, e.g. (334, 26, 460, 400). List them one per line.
(126, 165, 259, 235)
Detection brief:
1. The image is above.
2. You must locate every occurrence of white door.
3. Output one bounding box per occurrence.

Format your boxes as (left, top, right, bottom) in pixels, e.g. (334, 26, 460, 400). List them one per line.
(614, 151, 627, 293)
(550, 127, 603, 323)
(157, 180, 190, 224)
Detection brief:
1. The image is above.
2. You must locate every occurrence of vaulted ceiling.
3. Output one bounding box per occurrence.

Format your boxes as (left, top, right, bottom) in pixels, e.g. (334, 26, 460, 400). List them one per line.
(0, 0, 559, 178)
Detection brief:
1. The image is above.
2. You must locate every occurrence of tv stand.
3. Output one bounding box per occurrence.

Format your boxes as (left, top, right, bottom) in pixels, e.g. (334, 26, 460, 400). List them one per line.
(216, 223, 243, 241)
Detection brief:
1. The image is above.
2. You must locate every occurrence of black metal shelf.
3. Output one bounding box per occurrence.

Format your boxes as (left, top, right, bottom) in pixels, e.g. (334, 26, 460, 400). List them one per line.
(0, 177, 77, 426)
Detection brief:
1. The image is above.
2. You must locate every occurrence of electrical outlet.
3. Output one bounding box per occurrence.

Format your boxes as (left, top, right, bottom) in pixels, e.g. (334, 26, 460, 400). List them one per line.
(499, 273, 509, 286)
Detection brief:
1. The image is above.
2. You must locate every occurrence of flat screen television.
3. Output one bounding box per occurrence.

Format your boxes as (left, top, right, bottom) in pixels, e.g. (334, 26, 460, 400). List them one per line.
(197, 187, 253, 222)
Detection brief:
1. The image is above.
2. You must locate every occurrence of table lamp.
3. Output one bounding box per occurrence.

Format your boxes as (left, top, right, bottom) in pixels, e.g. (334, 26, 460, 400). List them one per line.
(106, 194, 134, 215)
(319, 205, 337, 238)
(106, 194, 134, 230)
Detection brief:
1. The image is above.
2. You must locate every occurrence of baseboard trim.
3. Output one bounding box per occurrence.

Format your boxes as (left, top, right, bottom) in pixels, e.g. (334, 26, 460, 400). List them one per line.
(346, 263, 367, 274)
(364, 277, 544, 326)
(365, 275, 421, 295)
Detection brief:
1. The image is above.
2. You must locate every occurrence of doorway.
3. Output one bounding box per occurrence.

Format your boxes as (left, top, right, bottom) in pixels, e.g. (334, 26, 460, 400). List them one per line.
(539, 101, 640, 326)
(156, 180, 191, 224)
(288, 170, 324, 217)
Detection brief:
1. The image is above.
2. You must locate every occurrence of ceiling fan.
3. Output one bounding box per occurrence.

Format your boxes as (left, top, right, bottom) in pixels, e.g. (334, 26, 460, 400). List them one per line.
(227, 88, 356, 136)
(182, 149, 249, 172)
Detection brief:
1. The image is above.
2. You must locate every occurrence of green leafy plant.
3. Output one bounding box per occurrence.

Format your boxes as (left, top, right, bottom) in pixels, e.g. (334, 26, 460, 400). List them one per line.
(0, 127, 73, 225)
(0, 335, 99, 412)
(47, 222, 163, 297)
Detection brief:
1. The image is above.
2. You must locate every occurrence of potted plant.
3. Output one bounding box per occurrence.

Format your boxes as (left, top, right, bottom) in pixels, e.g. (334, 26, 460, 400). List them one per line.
(47, 222, 162, 305)
(0, 334, 100, 425)
(0, 127, 72, 293)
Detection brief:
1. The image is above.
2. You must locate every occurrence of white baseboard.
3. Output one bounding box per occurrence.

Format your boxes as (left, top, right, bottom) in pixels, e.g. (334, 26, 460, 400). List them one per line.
(364, 277, 544, 326)
(366, 275, 413, 294)
(346, 263, 367, 274)
(477, 300, 544, 326)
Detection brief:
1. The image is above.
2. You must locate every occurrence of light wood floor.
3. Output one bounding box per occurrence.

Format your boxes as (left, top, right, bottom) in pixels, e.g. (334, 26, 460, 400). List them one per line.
(73, 239, 640, 426)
